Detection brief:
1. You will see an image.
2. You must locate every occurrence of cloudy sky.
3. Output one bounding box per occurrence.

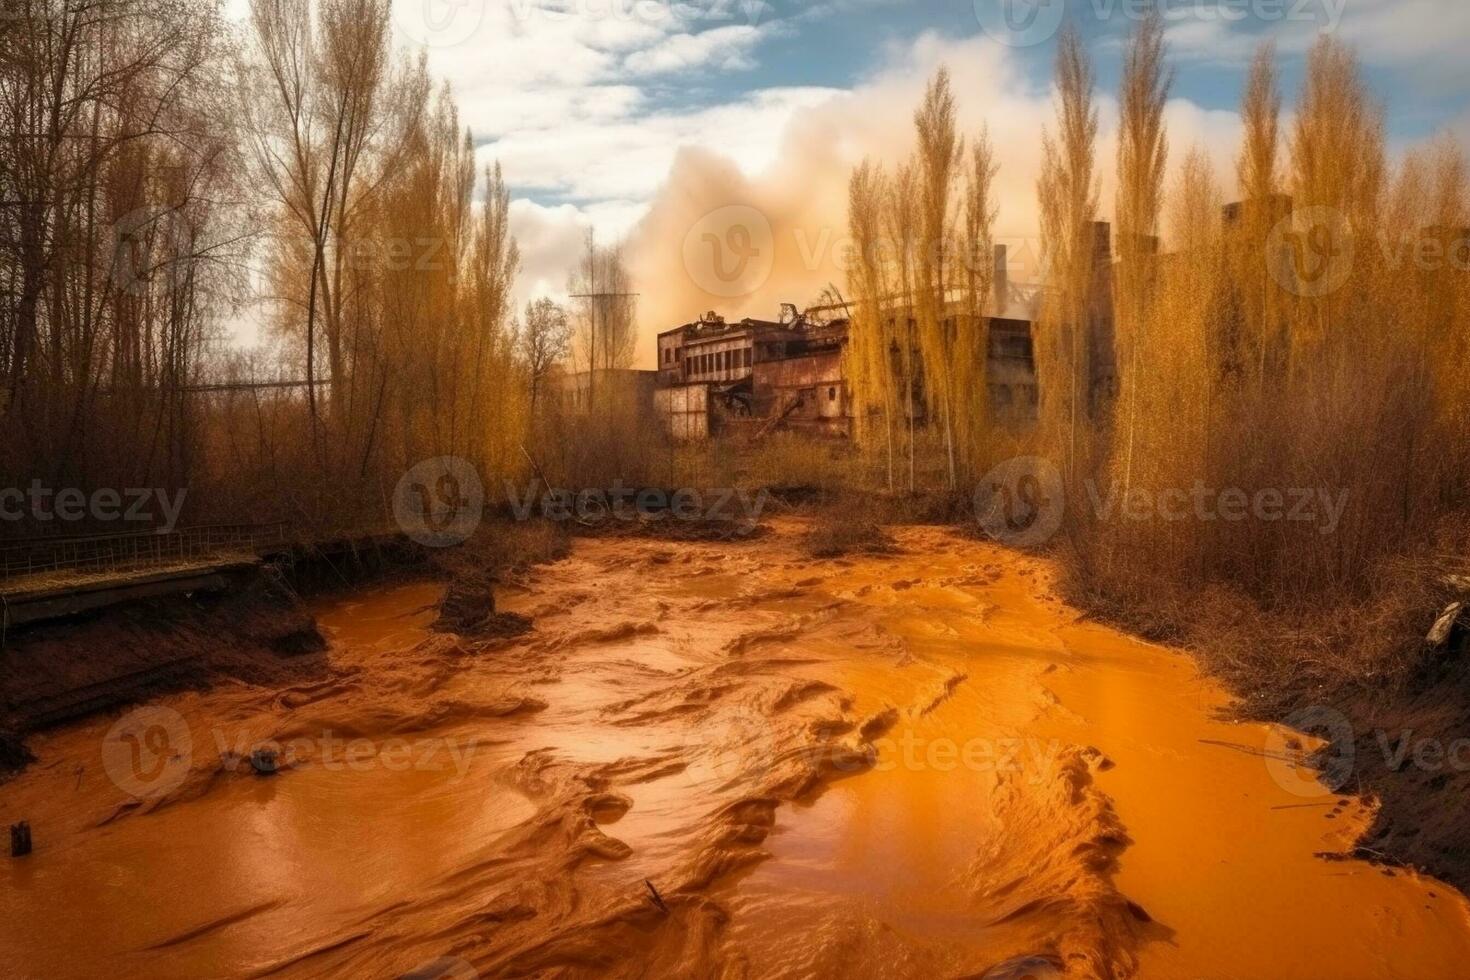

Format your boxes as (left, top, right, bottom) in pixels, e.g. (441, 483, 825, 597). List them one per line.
(228, 0, 1470, 354)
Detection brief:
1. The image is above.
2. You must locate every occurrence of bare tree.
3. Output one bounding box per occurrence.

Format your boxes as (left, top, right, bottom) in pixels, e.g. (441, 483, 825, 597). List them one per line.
(1232, 41, 1284, 395)
(519, 298, 572, 413)
(961, 127, 1000, 465)
(845, 160, 897, 490)
(569, 231, 637, 402)
(886, 162, 920, 492)
(238, 0, 419, 447)
(0, 0, 233, 500)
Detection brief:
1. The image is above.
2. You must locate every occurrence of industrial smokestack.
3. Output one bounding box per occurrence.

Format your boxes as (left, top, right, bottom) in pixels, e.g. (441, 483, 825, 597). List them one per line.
(993, 244, 1009, 316)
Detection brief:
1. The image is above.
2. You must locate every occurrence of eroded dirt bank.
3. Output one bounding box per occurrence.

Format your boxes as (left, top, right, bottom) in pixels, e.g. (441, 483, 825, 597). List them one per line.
(0, 569, 328, 741)
(2, 521, 1468, 978)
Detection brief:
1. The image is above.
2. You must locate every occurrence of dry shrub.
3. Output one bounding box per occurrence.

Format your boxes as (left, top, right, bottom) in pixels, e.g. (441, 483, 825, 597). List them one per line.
(532, 371, 670, 494)
(434, 520, 571, 583)
(488, 520, 573, 572)
(742, 433, 857, 489)
(801, 495, 898, 559)
(667, 431, 864, 493)
(576, 515, 766, 544)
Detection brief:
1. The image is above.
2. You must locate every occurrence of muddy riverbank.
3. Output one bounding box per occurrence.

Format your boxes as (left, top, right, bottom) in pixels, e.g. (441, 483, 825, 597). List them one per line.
(0, 521, 568, 750)
(0, 569, 330, 743)
(1064, 561, 1470, 898)
(2, 520, 1469, 977)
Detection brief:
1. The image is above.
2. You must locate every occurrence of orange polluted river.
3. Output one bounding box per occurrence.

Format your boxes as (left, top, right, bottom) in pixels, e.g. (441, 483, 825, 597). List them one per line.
(2, 521, 1469, 978)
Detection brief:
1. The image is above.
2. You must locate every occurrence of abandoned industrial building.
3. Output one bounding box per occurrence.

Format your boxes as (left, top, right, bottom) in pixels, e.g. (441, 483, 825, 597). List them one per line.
(654, 303, 853, 440)
(652, 238, 1101, 442)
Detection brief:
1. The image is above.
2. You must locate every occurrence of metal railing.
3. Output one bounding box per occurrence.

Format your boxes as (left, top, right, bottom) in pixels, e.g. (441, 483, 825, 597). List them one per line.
(0, 523, 290, 582)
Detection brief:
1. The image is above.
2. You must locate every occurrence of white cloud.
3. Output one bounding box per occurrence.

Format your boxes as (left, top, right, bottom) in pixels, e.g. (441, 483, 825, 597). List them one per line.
(224, 1, 1466, 360)
(1155, 0, 1469, 88)
(508, 199, 592, 308)
(1335, 0, 1470, 90)
(624, 23, 770, 74)
(405, 1, 786, 143)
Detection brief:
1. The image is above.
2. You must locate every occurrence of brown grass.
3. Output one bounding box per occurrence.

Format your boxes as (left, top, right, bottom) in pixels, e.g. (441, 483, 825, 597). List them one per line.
(801, 504, 897, 560)
(432, 519, 572, 584)
(1061, 515, 1470, 718)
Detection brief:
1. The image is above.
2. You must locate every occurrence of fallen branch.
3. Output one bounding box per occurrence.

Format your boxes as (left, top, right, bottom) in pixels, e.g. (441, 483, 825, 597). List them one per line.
(644, 878, 670, 915)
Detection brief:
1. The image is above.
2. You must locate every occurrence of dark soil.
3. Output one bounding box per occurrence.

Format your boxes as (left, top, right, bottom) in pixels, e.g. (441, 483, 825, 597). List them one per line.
(1334, 643, 1470, 890)
(0, 520, 571, 768)
(425, 521, 569, 640)
(0, 729, 32, 777)
(795, 491, 931, 559)
(0, 567, 331, 762)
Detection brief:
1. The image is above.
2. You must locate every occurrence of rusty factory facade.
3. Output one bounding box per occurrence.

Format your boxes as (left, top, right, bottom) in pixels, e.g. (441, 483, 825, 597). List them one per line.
(655, 304, 850, 440)
(652, 242, 1057, 441)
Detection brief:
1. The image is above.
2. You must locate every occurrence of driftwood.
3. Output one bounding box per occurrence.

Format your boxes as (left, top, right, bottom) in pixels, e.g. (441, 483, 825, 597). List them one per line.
(1428, 602, 1467, 650)
(1424, 572, 1470, 653)
(755, 397, 803, 440)
(644, 878, 670, 915)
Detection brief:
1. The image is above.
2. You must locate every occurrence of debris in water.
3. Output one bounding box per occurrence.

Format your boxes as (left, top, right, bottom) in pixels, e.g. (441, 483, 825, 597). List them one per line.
(644, 878, 670, 915)
(434, 576, 533, 639)
(250, 749, 279, 776)
(10, 821, 32, 858)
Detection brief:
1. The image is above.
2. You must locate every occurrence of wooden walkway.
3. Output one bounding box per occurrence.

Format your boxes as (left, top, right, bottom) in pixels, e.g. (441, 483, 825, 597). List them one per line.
(0, 524, 291, 630)
(0, 523, 289, 580)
